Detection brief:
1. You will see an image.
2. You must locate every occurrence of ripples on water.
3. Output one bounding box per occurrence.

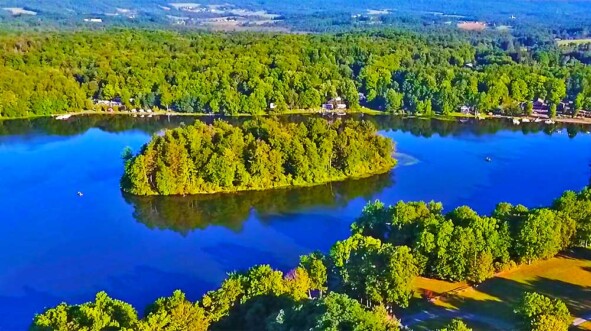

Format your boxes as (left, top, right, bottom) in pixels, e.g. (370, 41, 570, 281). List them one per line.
(394, 152, 420, 167)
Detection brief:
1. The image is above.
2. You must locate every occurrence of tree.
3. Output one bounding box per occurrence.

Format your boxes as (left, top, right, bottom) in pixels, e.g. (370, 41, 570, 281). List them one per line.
(574, 93, 585, 117)
(283, 267, 312, 301)
(385, 89, 404, 113)
(553, 188, 591, 247)
(31, 292, 138, 331)
(437, 319, 472, 331)
(139, 290, 209, 331)
(549, 103, 557, 118)
(514, 292, 570, 331)
(546, 78, 566, 106)
(299, 252, 327, 297)
(330, 234, 417, 308)
(525, 101, 534, 116)
(466, 250, 495, 283)
(514, 209, 564, 263)
(269, 292, 399, 331)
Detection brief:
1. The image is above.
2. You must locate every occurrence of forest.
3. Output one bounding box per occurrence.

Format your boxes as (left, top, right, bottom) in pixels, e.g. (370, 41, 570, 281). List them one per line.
(2, 29, 591, 119)
(121, 117, 395, 195)
(31, 186, 591, 331)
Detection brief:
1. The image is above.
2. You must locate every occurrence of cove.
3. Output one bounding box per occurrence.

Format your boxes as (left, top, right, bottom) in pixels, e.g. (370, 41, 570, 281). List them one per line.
(0, 115, 590, 329)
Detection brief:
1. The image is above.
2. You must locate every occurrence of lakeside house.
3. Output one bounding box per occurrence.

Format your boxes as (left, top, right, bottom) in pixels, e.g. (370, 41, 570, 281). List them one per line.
(533, 98, 548, 111)
(95, 99, 123, 107)
(322, 97, 347, 111)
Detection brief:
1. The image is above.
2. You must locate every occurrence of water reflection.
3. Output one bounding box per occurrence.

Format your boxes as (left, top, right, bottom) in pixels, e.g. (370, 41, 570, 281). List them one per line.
(1, 114, 591, 138)
(123, 173, 393, 235)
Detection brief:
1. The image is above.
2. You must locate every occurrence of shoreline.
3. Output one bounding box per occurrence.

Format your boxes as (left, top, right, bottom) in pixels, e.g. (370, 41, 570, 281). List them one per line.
(3, 108, 591, 126)
(123, 162, 397, 197)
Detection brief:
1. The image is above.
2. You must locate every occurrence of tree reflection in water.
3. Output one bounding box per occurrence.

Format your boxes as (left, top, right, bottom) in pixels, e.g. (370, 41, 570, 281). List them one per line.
(122, 172, 393, 235)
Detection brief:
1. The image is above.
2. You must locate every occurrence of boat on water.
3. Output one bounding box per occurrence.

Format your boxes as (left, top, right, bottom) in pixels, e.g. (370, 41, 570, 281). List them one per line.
(459, 119, 469, 123)
(512, 118, 520, 125)
(545, 120, 556, 124)
(485, 156, 492, 162)
(55, 114, 72, 120)
(336, 111, 347, 116)
(521, 118, 531, 123)
(534, 118, 543, 123)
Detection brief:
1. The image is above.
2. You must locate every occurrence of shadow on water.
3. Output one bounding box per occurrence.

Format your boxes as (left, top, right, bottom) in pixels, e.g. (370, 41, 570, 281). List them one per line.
(123, 172, 394, 236)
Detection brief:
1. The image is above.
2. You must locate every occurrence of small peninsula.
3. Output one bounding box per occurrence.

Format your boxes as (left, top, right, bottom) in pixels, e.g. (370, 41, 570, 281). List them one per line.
(121, 118, 396, 196)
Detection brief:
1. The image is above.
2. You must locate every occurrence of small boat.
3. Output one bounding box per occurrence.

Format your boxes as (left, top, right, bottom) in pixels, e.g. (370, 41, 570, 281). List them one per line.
(512, 118, 520, 125)
(545, 120, 555, 125)
(336, 111, 346, 116)
(485, 157, 492, 162)
(55, 114, 71, 120)
(77, 191, 83, 197)
(534, 118, 542, 123)
(459, 119, 469, 123)
(521, 118, 530, 123)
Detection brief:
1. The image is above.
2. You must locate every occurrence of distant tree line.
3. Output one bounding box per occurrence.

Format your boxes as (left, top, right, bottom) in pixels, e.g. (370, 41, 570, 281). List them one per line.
(31, 186, 588, 330)
(2, 30, 591, 118)
(120, 118, 395, 195)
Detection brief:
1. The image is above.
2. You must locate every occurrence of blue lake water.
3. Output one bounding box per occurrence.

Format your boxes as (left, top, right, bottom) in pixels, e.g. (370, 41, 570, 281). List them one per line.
(0, 116, 590, 330)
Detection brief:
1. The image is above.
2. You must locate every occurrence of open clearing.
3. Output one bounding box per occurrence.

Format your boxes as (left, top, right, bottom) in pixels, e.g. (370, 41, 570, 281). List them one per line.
(457, 21, 486, 31)
(2, 7, 37, 16)
(558, 38, 591, 46)
(403, 248, 591, 330)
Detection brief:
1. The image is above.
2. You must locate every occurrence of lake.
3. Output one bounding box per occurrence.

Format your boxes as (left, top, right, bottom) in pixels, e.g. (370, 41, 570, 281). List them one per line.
(0, 115, 590, 329)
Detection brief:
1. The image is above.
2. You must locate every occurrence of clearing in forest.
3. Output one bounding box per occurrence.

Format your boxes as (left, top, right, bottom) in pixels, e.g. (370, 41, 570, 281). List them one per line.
(405, 248, 591, 330)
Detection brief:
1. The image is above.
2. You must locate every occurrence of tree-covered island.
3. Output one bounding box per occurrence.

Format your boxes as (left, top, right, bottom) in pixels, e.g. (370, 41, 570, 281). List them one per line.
(120, 118, 396, 195)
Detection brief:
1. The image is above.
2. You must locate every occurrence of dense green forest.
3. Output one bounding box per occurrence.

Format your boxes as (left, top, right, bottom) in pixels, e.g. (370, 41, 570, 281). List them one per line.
(2, 29, 591, 119)
(31, 186, 589, 330)
(121, 117, 395, 195)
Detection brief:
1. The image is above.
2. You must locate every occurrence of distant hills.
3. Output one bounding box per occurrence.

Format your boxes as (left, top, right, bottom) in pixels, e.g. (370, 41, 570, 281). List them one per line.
(2, 0, 591, 32)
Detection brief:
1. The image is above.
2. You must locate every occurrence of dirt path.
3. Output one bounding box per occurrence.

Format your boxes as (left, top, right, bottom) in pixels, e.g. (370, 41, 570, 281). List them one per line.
(402, 309, 591, 329)
(400, 308, 513, 330)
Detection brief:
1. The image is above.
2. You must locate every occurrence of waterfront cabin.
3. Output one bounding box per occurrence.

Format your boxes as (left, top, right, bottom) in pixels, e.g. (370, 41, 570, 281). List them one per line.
(323, 96, 347, 111)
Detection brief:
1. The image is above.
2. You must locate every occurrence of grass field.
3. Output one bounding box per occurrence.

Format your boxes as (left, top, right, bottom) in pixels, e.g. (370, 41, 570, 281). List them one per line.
(557, 38, 591, 46)
(403, 248, 591, 330)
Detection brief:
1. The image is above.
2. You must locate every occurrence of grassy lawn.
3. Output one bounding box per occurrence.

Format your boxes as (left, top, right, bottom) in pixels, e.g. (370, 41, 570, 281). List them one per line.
(558, 38, 591, 46)
(403, 248, 591, 329)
